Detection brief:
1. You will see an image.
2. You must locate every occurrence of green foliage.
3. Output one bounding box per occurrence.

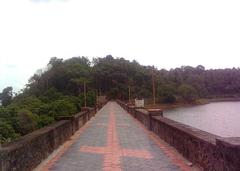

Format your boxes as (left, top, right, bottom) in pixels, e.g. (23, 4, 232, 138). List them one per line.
(4, 104, 21, 118)
(37, 115, 54, 128)
(137, 89, 152, 99)
(14, 109, 39, 135)
(0, 120, 18, 143)
(86, 91, 96, 107)
(50, 99, 78, 118)
(11, 96, 45, 114)
(178, 84, 198, 102)
(2, 55, 240, 143)
(158, 84, 176, 103)
(0, 106, 10, 119)
(0, 86, 13, 107)
(39, 88, 63, 103)
(92, 56, 153, 99)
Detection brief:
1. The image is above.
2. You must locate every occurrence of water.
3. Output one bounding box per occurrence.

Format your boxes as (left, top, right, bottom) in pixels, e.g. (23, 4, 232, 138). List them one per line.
(163, 101, 240, 137)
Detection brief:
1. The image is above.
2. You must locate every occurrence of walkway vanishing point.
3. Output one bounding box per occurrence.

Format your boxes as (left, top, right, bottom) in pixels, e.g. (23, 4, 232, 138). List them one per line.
(37, 102, 195, 171)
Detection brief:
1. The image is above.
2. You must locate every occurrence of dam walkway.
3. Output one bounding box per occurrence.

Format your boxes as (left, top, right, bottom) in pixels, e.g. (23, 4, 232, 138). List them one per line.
(38, 102, 192, 171)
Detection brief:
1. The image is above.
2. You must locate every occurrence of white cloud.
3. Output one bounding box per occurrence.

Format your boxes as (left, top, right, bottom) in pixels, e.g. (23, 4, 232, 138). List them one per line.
(0, 0, 240, 91)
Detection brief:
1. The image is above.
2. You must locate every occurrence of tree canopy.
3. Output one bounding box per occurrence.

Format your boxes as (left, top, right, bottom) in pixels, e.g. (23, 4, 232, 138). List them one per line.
(1, 56, 240, 143)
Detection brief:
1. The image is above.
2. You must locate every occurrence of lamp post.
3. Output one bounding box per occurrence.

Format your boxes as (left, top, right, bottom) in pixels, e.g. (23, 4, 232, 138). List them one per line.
(128, 85, 131, 103)
(151, 69, 156, 106)
(84, 81, 87, 107)
(128, 78, 133, 104)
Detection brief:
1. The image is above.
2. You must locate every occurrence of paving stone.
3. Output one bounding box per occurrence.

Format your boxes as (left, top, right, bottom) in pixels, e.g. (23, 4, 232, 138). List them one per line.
(41, 102, 191, 171)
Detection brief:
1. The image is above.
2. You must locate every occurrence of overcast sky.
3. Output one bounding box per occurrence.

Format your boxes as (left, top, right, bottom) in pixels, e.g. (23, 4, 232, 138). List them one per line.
(0, 0, 240, 92)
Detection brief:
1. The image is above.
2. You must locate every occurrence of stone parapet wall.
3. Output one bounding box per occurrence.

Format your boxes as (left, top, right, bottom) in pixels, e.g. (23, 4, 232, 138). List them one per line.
(135, 109, 150, 129)
(0, 102, 107, 171)
(0, 120, 72, 171)
(116, 100, 240, 170)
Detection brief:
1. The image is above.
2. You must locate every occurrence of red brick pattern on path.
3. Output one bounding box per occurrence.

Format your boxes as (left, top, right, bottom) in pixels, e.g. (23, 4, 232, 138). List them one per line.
(130, 111, 191, 171)
(40, 121, 91, 171)
(80, 105, 153, 171)
(38, 102, 194, 171)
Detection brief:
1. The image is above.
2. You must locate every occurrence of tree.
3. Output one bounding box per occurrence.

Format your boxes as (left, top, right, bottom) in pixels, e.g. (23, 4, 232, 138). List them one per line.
(0, 87, 13, 107)
(3, 55, 240, 143)
(158, 84, 176, 103)
(178, 84, 198, 102)
(71, 78, 91, 107)
(15, 110, 38, 135)
(48, 57, 63, 67)
(50, 99, 78, 118)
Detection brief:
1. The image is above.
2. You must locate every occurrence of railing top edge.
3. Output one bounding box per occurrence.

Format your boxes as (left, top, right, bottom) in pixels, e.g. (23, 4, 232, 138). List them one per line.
(1, 120, 70, 149)
(151, 116, 219, 145)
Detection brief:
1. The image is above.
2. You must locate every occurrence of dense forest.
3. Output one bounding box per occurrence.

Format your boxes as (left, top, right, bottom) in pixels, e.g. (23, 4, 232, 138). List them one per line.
(1, 55, 240, 143)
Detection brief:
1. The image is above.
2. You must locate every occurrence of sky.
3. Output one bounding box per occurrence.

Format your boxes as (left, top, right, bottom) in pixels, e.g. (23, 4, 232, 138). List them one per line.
(0, 0, 240, 92)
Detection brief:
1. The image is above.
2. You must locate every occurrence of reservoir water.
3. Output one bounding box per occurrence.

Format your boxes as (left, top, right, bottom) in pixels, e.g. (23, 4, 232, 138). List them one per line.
(163, 101, 240, 137)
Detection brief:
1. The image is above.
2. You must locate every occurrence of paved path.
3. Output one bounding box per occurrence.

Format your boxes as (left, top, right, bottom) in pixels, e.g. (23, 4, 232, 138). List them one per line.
(40, 102, 192, 171)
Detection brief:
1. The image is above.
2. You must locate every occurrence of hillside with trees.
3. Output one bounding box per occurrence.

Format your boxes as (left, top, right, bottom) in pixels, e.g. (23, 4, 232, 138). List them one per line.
(1, 55, 240, 143)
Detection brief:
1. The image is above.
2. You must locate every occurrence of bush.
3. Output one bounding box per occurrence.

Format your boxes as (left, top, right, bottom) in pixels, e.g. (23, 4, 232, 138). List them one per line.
(15, 109, 39, 135)
(86, 91, 96, 107)
(50, 99, 78, 118)
(158, 84, 176, 103)
(0, 106, 10, 119)
(11, 96, 45, 115)
(78, 91, 96, 107)
(5, 104, 21, 117)
(37, 104, 51, 115)
(0, 120, 18, 143)
(37, 115, 54, 128)
(39, 88, 63, 103)
(62, 95, 81, 110)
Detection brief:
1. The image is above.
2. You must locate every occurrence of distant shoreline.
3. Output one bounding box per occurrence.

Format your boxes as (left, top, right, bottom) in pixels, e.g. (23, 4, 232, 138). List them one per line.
(205, 97, 240, 103)
(145, 97, 240, 111)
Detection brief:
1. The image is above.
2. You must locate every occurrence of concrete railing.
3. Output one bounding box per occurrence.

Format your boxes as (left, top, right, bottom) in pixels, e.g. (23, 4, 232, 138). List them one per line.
(116, 100, 240, 171)
(0, 102, 107, 171)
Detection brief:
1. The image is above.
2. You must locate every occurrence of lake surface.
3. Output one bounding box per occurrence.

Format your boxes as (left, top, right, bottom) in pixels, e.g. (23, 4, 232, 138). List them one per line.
(163, 101, 240, 137)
